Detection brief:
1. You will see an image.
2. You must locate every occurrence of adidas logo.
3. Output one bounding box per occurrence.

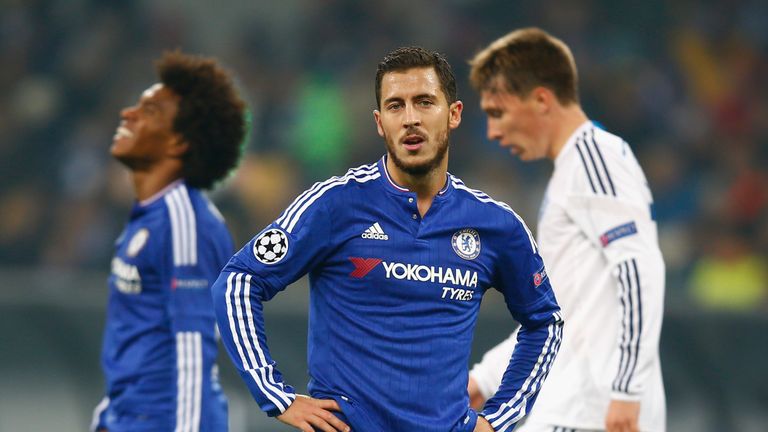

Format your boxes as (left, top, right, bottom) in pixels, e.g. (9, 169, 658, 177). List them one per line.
(361, 222, 389, 241)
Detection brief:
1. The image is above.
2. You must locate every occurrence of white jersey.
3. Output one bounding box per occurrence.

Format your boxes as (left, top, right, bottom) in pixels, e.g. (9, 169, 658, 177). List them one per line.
(470, 121, 666, 431)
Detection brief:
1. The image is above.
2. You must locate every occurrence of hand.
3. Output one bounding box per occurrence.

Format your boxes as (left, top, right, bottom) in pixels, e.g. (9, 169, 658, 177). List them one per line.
(473, 416, 495, 432)
(467, 377, 486, 410)
(277, 395, 350, 432)
(605, 399, 640, 432)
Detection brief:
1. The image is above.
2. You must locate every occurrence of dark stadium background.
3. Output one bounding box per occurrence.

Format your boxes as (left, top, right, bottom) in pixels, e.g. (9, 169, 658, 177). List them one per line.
(1, 0, 765, 430)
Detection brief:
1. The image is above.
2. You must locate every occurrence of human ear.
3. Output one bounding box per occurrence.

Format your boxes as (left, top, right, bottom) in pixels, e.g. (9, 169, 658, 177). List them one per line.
(448, 100, 463, 129)
(168, 136, 189, 158)
(532, 87, 553, 114)
(373, 110, 385, 137)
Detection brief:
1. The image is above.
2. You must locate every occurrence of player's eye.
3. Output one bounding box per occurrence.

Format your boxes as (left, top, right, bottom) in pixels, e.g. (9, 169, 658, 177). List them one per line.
(141, 102, 160, 115)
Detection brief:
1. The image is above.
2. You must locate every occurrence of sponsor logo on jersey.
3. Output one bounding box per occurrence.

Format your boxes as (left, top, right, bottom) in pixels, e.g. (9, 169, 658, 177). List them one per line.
(171, 278, 209, 290)
(441, 287, 474, 301)
(533, 265, 548, 287)
(253, 228, 289, 264)
(600, 221, 637, 247)
(111, 257, 141, 294)
(361, 222, 389, 240)
(348, 257, 478, 288)
(126, 228, 149, 257)
(451, 228, 481, 260)
(348, 257, 382, 278)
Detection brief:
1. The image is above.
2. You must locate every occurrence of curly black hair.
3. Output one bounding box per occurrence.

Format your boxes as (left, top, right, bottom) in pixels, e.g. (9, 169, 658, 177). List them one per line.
(157, 51, 246, 190)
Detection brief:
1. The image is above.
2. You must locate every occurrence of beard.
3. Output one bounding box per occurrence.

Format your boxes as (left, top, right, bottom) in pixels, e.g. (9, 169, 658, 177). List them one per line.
(385, 127, 450, 177)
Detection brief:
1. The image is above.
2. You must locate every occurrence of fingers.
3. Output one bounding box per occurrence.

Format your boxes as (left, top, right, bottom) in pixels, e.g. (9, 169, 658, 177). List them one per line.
(278, 396, 350, 431)
(312, 398, 342, 412)
(308, 412, 350, 432)
(606, 419, 639, 432)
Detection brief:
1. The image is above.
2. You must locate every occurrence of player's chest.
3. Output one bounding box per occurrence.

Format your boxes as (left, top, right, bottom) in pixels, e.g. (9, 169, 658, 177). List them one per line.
(110, 223, 165, 296)
(324, 212, 494, 303)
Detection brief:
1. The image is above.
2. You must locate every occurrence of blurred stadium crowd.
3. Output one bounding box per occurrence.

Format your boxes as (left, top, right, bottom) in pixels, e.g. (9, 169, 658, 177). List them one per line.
(1, 1, 767, 430)
(1, 0, 766, 313)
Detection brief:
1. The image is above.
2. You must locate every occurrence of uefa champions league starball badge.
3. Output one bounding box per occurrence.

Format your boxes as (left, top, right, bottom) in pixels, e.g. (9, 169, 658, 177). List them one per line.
(452, 228, 481, 260)
(253, 228, 289, 264)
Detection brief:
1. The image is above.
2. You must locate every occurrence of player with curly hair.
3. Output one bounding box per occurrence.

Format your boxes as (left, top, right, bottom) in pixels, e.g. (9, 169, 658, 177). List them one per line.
(92, 51, 246, 432)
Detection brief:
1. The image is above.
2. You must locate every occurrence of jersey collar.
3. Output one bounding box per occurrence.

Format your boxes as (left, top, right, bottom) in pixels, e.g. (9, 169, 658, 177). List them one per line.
(377, 155, 452, 197)
(130, 179, 185, 218)
(138, 179, 185, 207)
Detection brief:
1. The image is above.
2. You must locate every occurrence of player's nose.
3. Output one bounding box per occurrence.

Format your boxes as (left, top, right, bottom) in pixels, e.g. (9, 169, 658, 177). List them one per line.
(486, 120, 501, 141)
(121, 106, 138, 120)
(403, 104, 421, 127)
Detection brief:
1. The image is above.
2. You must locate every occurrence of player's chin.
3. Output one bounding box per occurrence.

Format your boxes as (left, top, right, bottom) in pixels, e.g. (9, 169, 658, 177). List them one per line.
(401, 160, 434, 176)
(509, 146, 531, 160)
(110, 144, 126, 159)
(110, 138, 133, 155)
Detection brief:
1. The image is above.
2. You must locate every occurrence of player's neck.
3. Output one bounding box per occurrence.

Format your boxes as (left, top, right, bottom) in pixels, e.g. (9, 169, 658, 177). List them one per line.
(387, 156, 447, 217)
(130, 161, 184, 201)
(548, 104, 589, 161)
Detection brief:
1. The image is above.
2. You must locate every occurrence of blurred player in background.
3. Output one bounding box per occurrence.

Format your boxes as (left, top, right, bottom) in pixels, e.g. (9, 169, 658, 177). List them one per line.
(210, 46, 562, 432)
(467, 27, 666, 432)
(91, 51, 246, 432)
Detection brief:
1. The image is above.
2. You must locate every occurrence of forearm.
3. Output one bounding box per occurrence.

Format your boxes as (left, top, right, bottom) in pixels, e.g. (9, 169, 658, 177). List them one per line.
(212, 270, 296, 415)
(481, 313, 563, 431)
(611, 256, 664, 398)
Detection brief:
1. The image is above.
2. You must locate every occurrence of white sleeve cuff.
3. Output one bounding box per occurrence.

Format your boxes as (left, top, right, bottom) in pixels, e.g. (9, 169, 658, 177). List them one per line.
(611, 391, 643, 402)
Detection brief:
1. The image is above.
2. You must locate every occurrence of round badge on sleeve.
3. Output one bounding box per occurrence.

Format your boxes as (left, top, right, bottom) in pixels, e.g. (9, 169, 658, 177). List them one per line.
(253, 228, 289, 264)
(452, 228, 481, 260)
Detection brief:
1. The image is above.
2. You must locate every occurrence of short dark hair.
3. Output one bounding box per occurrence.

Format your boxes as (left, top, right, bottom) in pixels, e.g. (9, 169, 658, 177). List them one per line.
(157, 51, 246, 190)
(469, 27, 579, 105)
(375, 46, 457, 108)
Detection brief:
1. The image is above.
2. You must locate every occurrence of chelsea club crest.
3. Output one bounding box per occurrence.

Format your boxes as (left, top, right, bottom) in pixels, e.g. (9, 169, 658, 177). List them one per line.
(452, 228, 481, 260)
(126, 228, 150, 257)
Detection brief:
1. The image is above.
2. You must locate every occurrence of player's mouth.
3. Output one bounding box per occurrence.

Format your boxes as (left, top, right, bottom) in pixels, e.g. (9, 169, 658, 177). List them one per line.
(113, 126, 134, 141)
(503, 143, 521, 155)
(401, 134, 426, 151)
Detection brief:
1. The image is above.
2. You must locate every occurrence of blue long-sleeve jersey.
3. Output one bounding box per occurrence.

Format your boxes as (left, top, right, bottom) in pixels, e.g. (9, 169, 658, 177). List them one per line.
(212, 157, 563, 432)
(95, 181, 231, 432)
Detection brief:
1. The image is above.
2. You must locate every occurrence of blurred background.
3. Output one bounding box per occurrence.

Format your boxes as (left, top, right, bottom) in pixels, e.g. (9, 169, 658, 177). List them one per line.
(1, 0, 766, 430)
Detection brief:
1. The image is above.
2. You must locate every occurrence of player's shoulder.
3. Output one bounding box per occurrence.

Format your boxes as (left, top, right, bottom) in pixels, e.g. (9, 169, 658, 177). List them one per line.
(161, 182, 230, 251)
(590, 125, 633, 163)
(184, 187, 227, 226)
(303, 161, 381, 204)
(561, 123, 643, 198)
(160, 183, 221, 226)
(450, 174, 538, 249)
(449, 175, 523, 221)
(273, 161, 382, 233)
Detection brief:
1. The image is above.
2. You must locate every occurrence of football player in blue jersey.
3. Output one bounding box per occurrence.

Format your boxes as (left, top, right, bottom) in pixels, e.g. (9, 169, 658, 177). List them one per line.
(92, 51, 246, 432)
(212, 47, 563, 432)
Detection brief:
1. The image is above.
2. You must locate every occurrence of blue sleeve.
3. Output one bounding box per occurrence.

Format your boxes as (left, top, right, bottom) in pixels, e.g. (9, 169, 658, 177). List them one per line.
(90, 396, 109, 432)
(168, 229, 231, 333)
(166, 219, 233, 430)
(211, 195, 334, 417)
(481, 215, 564, 431)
